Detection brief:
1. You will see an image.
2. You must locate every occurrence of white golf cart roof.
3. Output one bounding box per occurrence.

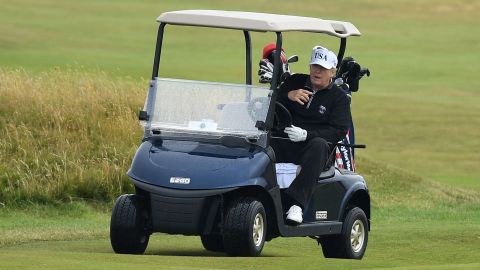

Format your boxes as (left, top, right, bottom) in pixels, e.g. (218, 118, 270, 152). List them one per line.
(157, 10, 361, 38)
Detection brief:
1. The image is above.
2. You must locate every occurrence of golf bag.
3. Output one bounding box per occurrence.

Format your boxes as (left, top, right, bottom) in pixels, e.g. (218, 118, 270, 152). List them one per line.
(258, 43, 291, 85)
(334, 56, 370, 172)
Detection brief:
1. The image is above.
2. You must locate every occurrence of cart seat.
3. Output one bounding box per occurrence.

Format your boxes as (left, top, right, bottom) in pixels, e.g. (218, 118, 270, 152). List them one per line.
(318, 165, 335, 180)
(276, 163, 335, 189)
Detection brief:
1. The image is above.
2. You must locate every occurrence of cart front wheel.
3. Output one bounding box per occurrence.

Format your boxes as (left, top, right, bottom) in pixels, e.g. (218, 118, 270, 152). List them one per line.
(222, 197, 267, 257)
(110, 194, 150, 254)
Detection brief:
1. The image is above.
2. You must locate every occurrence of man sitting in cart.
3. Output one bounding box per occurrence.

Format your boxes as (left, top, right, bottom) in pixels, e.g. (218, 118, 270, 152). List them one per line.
(271, 45, 352, 224)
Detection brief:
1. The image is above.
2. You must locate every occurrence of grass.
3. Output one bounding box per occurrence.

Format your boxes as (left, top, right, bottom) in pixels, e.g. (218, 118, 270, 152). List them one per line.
(1, 235, 479, 270)
(1, 0, 480, 269)
(1, 157, 479, 269)
(1, 0, 480, 191)
(0, 202, 109, 247)
(0, 68, 144, 204)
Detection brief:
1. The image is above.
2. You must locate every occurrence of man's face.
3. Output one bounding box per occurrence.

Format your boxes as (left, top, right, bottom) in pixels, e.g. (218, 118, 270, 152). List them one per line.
(309, 64, 336, 90)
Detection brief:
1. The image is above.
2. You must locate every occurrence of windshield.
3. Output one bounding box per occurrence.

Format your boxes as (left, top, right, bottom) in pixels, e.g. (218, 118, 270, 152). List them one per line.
(143, 78, 271, 145)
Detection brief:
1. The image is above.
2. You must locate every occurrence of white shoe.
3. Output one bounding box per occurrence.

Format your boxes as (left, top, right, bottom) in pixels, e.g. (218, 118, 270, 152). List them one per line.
(286, 205, 303, 224)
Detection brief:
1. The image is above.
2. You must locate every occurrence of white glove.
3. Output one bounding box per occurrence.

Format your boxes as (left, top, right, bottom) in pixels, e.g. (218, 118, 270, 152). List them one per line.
(284, 125, 307, 142)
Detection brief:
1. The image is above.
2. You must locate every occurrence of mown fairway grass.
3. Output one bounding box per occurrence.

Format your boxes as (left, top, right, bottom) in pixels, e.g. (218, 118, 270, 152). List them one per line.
(1, 0, 480, 269)
(1, 157, 479, 269)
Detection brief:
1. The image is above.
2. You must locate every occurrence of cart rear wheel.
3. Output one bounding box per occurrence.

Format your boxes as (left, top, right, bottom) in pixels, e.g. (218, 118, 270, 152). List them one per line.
(200, 234, 225, 252)
(222, 197, 266, 256)
(319, 207, 368, 259)
(110, 194, 150, 254)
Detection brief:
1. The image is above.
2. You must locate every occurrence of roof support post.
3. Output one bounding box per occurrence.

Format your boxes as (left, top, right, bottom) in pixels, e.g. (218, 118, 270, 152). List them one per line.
(152, 23, 166, 80)
(263, 32, 283, 132)
(337, 38, 347, 67)
(270, 32, 283, 90)
(243, 30, 252, 85)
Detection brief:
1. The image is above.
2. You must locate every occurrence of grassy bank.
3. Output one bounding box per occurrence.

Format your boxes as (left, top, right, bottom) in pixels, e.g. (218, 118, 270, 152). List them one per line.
(0, 68, 145, 204)
(1, 0, 480, 190)
(1, 66, 480, 204)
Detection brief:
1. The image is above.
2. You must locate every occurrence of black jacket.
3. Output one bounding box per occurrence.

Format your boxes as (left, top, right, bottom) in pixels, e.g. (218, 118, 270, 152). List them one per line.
(278, 73, 351, 144)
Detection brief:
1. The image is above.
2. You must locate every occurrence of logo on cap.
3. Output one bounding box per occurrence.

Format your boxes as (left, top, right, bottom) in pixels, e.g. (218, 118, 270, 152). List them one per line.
(313, 51, 328, 61)
(310, 46, 338, 69)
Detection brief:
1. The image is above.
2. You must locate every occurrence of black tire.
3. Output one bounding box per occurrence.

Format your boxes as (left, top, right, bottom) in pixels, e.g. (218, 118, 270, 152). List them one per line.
(222, 197, 267, 257)
(320, 207, 368, 259)
(200, 234, 225, 252)
(110, 194, 150, 254)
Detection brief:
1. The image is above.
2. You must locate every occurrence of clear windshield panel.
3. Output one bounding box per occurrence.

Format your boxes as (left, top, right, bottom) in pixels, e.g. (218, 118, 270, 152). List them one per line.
(146, 78, 271, 138)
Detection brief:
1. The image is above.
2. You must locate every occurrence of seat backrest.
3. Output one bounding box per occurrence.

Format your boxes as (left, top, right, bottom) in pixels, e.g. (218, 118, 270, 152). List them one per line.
(318, 166, 335, 180)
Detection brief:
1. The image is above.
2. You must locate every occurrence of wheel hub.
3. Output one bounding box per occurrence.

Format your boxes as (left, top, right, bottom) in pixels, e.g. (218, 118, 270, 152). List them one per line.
(252, 213, 264, 247)
(350, 219, 365, 253)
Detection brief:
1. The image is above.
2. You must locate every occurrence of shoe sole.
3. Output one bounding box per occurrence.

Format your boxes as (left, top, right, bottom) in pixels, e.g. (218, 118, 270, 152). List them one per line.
(286, 218, 302, 225)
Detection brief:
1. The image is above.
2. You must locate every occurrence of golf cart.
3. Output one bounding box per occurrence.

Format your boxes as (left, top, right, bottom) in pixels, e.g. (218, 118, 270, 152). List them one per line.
(110, 10, 370, 258)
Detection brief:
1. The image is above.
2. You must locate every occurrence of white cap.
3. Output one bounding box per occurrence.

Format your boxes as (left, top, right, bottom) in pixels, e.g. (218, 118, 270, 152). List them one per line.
(310, 46, 338, 69)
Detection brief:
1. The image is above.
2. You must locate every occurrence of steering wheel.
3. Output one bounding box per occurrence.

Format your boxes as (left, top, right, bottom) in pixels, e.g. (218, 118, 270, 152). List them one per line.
(247, 98, 292, 132)
(273, 101, 292, 131)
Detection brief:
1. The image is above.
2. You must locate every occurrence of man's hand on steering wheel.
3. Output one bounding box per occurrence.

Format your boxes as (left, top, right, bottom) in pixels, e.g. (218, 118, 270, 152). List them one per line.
(284, 125, 307, 142)
(287, 89, 313, 105)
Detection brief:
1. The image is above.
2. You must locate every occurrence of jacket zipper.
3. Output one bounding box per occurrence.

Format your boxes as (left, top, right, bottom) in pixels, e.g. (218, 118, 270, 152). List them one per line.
(306, 91, 317, 109)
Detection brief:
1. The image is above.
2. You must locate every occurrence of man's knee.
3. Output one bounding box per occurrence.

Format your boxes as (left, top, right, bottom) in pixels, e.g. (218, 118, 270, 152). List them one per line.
(307, 137, 330, 153)
(300, 137, 330, 163)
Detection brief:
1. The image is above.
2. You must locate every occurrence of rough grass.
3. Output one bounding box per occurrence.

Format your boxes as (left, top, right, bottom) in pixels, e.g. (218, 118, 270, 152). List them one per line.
(2, 0, 480, 190)
(0, 68, 145, 205)
(359, 156, 480, 211)
(0, 69, 478, 267)
(2, 66, 480, 207)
